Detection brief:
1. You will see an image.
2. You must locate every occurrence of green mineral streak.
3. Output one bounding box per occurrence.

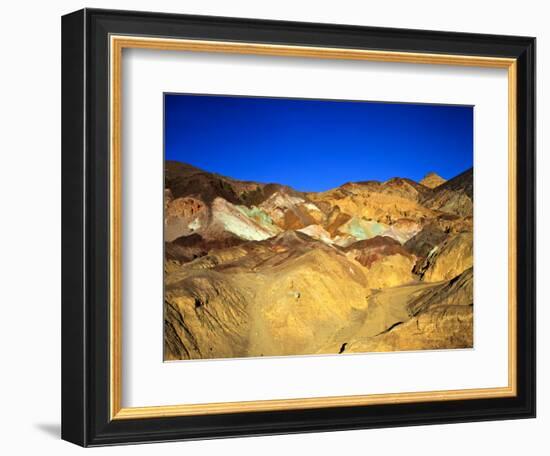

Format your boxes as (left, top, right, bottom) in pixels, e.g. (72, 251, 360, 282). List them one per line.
(217, 211, 272, 241)
(237, 205, 276, 228)
(346, 217, 386, 240)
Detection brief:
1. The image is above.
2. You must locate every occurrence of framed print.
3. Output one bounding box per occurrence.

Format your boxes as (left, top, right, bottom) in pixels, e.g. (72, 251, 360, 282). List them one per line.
(61, 8, 536, 447)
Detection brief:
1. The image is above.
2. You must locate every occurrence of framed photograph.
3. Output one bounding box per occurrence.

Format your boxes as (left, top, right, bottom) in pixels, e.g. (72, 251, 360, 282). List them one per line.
(61, 8, 536, 447)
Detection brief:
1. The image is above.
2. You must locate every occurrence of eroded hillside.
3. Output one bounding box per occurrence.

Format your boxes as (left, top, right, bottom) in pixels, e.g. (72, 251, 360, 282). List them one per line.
(164, 164, 474, 360)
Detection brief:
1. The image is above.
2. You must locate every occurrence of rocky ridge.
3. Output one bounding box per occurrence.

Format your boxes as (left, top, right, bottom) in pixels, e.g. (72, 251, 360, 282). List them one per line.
(164, 161, 474, 360)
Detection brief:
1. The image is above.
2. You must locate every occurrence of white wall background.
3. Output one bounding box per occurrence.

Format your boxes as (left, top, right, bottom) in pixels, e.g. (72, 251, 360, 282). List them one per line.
(0, 1, 545, 454)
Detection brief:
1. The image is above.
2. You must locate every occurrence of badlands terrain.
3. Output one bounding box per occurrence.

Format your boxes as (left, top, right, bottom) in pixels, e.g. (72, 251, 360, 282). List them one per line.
(164, 161, 474, 360)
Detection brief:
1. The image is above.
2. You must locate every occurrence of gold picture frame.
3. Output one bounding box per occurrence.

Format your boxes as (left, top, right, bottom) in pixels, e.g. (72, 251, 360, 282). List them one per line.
(110, 36, 517, 420)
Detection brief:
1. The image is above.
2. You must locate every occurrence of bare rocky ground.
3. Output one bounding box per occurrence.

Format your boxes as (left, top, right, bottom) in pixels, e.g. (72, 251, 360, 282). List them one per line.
(163, 161, 474, 360)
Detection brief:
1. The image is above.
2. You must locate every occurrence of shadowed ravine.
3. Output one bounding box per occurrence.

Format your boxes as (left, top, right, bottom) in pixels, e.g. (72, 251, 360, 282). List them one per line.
(164, 161, 474, 360)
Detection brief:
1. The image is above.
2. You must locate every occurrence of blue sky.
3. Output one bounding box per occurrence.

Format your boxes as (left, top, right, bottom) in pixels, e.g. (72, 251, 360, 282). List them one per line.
(165, 94, 473, 192)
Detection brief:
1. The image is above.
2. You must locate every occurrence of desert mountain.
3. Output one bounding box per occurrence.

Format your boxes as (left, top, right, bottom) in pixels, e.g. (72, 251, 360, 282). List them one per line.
(164, 161, 474, 360)
(420, 171, 446, 189)
(422, 167, 473, 217)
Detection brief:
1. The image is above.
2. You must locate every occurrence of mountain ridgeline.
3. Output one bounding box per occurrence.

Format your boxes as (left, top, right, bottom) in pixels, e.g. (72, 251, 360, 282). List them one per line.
(164, 162, 474, 360)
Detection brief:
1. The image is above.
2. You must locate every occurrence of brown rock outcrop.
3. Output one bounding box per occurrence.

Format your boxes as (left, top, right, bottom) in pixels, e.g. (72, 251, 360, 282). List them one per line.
(416, 232, 473, 282)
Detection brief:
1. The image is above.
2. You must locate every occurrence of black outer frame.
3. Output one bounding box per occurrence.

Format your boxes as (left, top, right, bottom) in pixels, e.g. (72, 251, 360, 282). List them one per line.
(61, 8, 536, 447)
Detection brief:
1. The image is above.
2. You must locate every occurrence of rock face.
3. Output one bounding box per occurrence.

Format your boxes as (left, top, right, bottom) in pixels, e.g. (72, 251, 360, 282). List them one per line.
(422, 168, 474, 217)
(164, 161, 474, 360)
(415, 232, 473, 282)
(404, 224, 447, 258)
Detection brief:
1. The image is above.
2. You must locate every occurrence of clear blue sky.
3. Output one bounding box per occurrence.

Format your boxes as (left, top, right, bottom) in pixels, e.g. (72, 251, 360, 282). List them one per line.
(165, 94, 473, 192)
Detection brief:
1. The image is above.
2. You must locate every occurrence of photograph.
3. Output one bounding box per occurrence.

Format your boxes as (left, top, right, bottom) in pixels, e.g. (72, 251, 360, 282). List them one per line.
(163, 94, 474, 361)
